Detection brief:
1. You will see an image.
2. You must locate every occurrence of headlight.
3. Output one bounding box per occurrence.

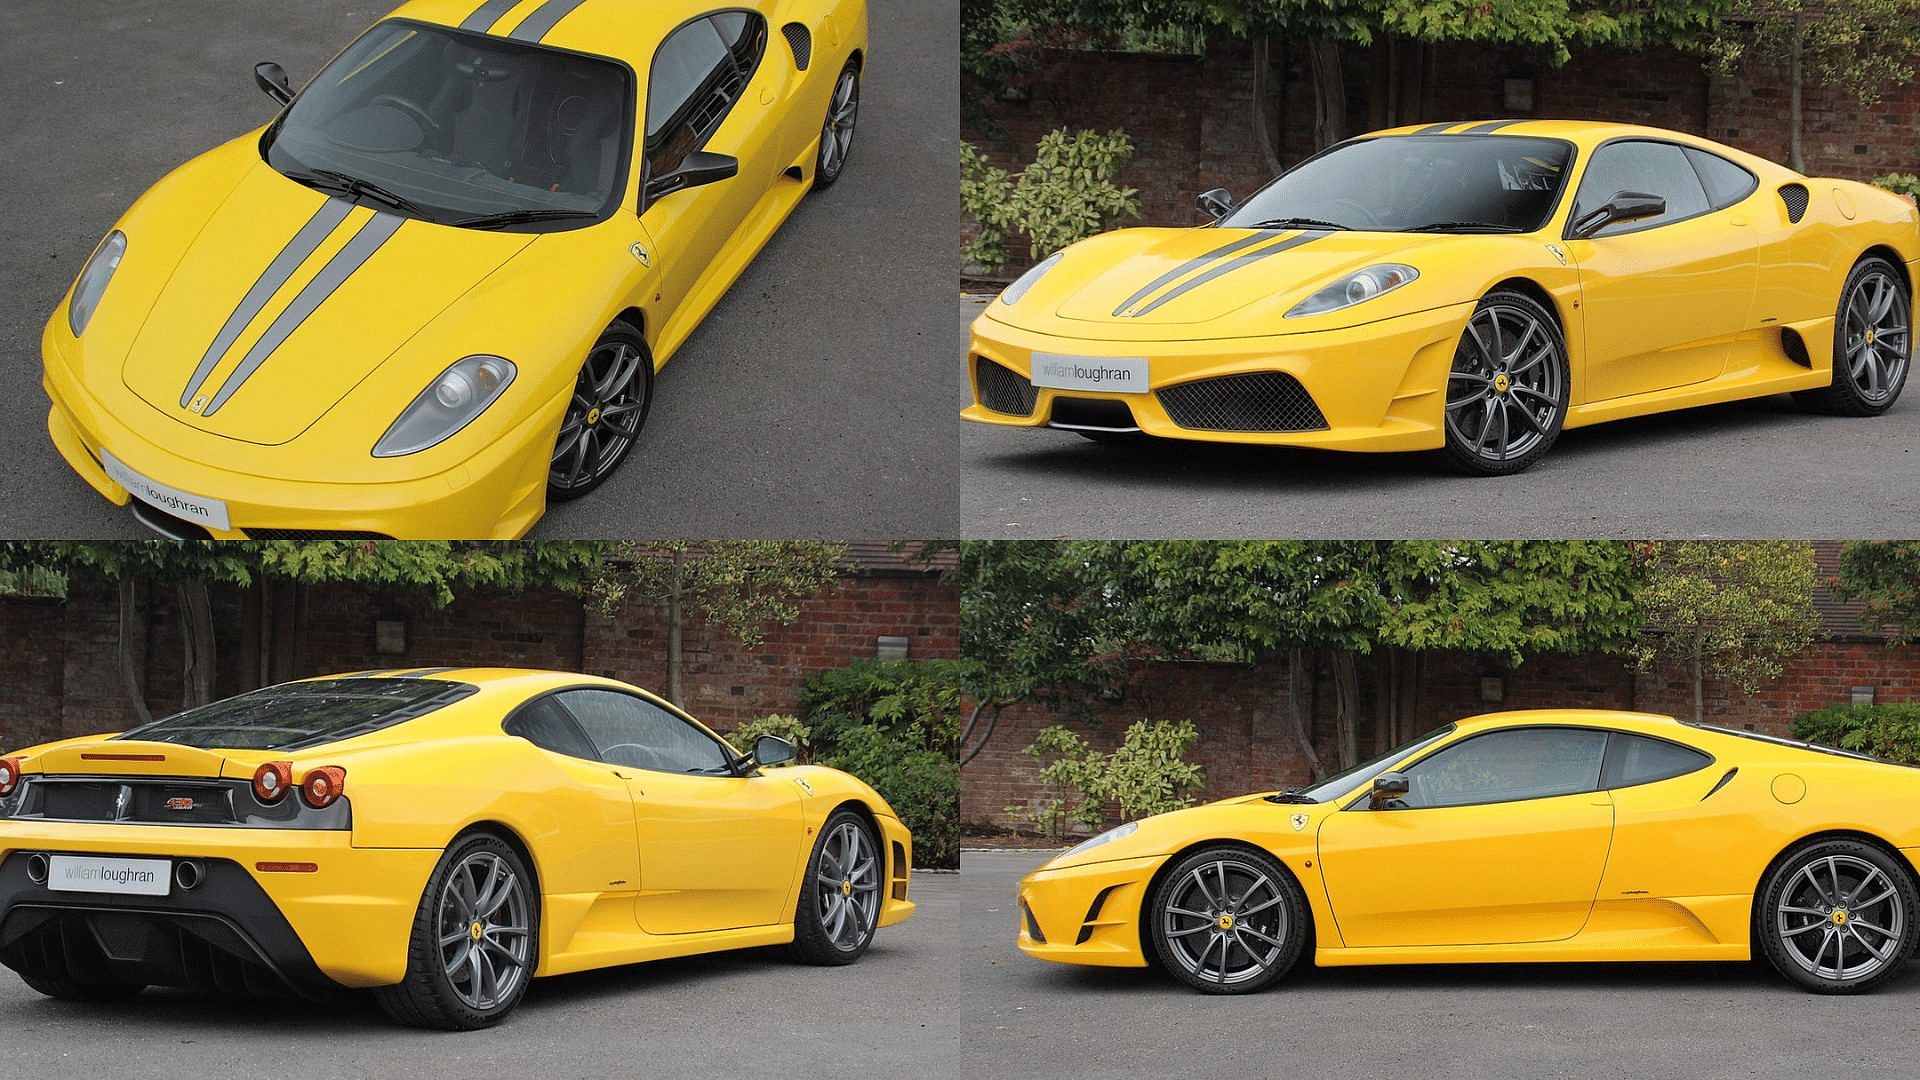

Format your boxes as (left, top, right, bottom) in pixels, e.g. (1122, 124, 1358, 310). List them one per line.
(68, 231, 127, 337)
(999, 250, 1065, 307)
(1056, 820, 1137, 862)
(372, 355, 516, 458)
(1285, 263, 1418, 319)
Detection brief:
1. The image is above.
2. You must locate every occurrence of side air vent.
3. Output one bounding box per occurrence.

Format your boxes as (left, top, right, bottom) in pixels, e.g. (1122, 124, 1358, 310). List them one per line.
(782, 22, 812, 70)
(1779, 183, 1809, 223)
(1780, 327, 1811, 368)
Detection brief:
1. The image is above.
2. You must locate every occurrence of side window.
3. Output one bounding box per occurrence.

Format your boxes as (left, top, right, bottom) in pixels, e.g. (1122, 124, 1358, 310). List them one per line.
(1401, 728, 1609, 808)
(1602, 733, 1712, 788)
(645, 12, 768, 177)
(1684, 147, 1760, 210)
(554, 689, 734, 775)
(503, 697, 599, 761)
(1572, 141, 1711, 236)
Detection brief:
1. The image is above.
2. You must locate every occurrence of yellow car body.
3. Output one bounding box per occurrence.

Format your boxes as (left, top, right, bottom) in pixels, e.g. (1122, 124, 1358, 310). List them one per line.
(44, 0, 868, 539)
(0, 668, 913, 1012)
(1018, 709, 1920, 987)
(967, 121, 1919, 467)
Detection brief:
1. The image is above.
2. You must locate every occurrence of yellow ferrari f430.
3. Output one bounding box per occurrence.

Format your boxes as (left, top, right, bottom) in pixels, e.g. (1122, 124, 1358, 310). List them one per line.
(0, 669, 914, 1028)
(1017, 710, 1920, 994)
(45, 0, 868, 538)
(966, 121, 1918, 474)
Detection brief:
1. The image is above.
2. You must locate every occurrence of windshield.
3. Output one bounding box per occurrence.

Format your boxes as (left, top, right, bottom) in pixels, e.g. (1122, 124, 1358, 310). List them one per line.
(1222, 136, 1574, 234)
(117, 678, 477, 751)
(1280, 724, 1457, 804)
(265, 19, 634, 231)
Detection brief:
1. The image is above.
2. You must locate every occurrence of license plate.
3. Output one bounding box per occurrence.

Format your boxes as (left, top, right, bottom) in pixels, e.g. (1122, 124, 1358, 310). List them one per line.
(46, 855, 171, 897)
(1029, 354, 1149, 394)
(102, 451, 231, 532)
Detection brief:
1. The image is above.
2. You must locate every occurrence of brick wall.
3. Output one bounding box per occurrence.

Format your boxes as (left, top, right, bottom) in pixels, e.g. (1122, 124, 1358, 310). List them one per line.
(0, 571, 958, 751)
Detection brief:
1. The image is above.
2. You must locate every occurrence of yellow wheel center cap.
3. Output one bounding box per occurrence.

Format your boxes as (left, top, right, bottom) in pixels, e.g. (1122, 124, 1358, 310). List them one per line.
(1216, 914, 1235, 931)
(471, 920, 485, 941)
(1866, 329, 1876, 345)
(1493, 372, 1512, 394)
(586, 406, 603, 426)
(1833, 909, 1850, 926)
(841, 879, 854, 896)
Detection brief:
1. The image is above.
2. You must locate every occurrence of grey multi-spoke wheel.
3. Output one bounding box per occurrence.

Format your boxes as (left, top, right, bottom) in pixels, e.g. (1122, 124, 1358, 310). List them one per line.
(1798, 256, 1911, 416)
(1758, 839, 1917, 994)
(1440, 290, 1569, 476)
(790, 809, 882, 964)
(548, 323, 653, 501)
(1148, 845, 1306, 994)
(377, 834, 539, 1029)
(813, 61, 859, 188)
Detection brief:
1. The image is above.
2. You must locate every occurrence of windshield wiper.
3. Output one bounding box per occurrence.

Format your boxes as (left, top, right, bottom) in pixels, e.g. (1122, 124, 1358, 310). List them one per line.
(1244, 216, 1351, 232)
(1266, 788, 1318, 804)
(1406, 221, 1523, 233)
(450, 209, 601, 230)
(287, 168, 433, 219)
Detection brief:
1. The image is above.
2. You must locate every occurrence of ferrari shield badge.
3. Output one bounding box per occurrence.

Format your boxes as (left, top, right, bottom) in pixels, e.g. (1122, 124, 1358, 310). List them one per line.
(1290, 813, 1309, 832)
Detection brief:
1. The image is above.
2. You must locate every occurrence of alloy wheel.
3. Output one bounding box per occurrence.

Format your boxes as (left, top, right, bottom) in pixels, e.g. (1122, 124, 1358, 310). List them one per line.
(1775, 853, 1906, 983)
(1160, 857, 1290, 986)
(436, 850, 531, 1011)
(551, 339, 647, 493)
(1842, 268, 1911, 405)
(814, 819, 880, 951)
(820, 69, 859, 179)
(1445, 302, 1565, 464)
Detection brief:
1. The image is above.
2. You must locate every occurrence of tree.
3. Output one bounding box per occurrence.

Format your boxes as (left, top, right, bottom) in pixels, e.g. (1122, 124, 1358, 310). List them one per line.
(1835, 540, 1920, 644)
(1708, 0, 1920, 172)
(1632, 541, 1821, 722)
(579, 542, 847, 707)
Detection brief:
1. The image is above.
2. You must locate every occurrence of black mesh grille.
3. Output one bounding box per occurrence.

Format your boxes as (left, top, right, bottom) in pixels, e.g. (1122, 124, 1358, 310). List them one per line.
(244, 530, 391, 541)
(1156, 372, 1328, 432)
(1779, 183, 1809, 223)
(781, 22, 812, 70)
(975, 357, 1038, 416)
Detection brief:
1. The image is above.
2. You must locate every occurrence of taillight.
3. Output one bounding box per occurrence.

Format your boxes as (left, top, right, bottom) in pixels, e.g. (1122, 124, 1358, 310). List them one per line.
(253, 761, 293, 803)
(0, 757, 21, 796)
(301, 766, 346, 809)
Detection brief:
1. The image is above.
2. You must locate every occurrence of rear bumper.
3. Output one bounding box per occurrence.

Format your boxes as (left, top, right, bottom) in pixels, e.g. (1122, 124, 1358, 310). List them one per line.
(0, 823, 437, 990)
(1015, 854, 1163, 968)
(877, 813, 916, 928)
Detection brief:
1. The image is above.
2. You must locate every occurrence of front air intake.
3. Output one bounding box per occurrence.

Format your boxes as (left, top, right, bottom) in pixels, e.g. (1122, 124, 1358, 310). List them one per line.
(782, 23, 812, 70)
(975, 357, 1038, 417)
(1157, 372, 1329, 432)
(1779, 183, 1810, 223)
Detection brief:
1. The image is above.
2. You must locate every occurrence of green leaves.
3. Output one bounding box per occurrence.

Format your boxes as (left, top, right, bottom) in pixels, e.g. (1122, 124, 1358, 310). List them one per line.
(577, 542, 846, 647)
(1632, 541, 1821, 707)
(1837, 541, 1920, 646)
(962, 129, 1142, 272)
(1016, 718, 1207, 836)
(1794, 702, 1920, 764)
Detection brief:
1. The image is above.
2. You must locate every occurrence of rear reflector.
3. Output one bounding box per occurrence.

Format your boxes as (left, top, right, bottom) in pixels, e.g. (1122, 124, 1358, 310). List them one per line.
(0, 757, 21, 796)
(255, 862, 319, 874)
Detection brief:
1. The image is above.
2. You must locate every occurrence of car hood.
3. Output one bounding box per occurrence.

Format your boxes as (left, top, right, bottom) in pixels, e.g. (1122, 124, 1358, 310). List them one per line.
(1035, 794, 1333, 873)
(989, 226, 1513, 341)
(121, 162, 535, 446)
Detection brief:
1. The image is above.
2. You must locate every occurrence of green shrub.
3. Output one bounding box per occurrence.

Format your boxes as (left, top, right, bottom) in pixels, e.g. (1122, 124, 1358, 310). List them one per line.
(1011, 719, 1205, 839)
(724, 713, 812, 763)
(1871, 173, 1920, 200)
(820, 726, 959, 870)
(962, 128, 1141, 273)
(1792, 702, 1920, 763)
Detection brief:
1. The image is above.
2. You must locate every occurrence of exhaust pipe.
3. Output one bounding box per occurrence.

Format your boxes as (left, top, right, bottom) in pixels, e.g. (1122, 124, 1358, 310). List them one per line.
(174, 860, 204, 891)
(23, 853, 48, 885)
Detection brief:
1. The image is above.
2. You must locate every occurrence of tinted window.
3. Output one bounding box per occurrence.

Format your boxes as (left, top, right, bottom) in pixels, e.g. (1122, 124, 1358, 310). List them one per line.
(1221, 135, 1574, 234)
(119, 678, 475, 751)
(645, 13, 766, 177)
(1603, 733, 1713, 787)
(554, 689, 734, 775)
(504, 697, 599, 760)
(1572, 141, 1711, 236)
(1401, 728, 1609, 807)
(1686, 147, 1759, 209)
(647, 18, 731, 141)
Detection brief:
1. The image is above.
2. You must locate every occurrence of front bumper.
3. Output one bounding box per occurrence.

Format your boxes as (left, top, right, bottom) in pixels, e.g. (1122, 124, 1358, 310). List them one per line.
(877, 813, 916, 928)
(963, 302, 1473, 451)
(42, 320, 554, 540)
(1015, 854, 1164, 968)
(0, 822, 437, 991)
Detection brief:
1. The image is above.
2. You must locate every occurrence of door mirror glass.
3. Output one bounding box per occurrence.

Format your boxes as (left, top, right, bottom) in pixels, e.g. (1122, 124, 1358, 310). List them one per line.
(644, 150, 739, 204)
(255, 61, 295, 106)
(1369, 771, 1411, 809)
(1571, 189, 1667, 239)
(751, 734, 797, 769)
(1196, 187, 1235, 222)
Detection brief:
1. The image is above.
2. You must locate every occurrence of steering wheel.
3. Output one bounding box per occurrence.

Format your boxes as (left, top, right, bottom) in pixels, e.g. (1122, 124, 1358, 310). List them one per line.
(1325, 196, 1383, 229)
(599, 742, 663, 770)
(370, 92, 442, 138)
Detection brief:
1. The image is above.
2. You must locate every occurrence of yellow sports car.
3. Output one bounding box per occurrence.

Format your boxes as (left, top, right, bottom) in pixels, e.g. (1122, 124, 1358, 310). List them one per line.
(44, 0, 868, 538)
(1018, 709, 1920, 994)
(0, 669, 914, 1028)
(966, 121, 1918, 474)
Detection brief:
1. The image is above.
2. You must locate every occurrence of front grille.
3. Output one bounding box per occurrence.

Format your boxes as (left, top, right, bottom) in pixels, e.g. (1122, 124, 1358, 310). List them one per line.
(781, 22, 812, 70)
(1779, 183, 1809, 223)
(243, 530, 391, 541)
(975, 357, 1038, 416)
(1156, 372, 1329, 432)
(1049, 397, 1137, 430)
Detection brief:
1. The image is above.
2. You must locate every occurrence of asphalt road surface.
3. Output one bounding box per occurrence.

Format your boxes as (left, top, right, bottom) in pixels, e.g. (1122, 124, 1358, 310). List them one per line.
(958, 299, 1920, 539)
(0, 870, 964, 1078)
(954, 851, 1920, 1079)
(0, 0, 957, 540)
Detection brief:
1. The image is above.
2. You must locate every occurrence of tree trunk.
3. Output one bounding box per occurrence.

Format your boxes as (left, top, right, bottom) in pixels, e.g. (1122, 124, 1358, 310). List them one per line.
(1330, 650, 1361, 770)
(1306, 37, 1347, 151)
(1282, 648, 1326, 781)
(666, 549, 685, 708)
(176, 582, 216, 710)
(1251, 35, 1285, 175)
(116, 579, 152, 726)
(1788, 15, 1806, 172)
(1691, 639, 1705, 724)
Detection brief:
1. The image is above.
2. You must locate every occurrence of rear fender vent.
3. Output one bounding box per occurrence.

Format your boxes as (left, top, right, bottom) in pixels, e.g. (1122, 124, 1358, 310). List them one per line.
(782, 22, 812, 70)
(1780, 327, 1811, 368)
(1779, 183, 1810, 223)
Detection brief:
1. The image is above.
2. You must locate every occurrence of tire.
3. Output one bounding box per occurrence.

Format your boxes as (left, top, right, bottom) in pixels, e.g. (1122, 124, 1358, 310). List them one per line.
(788, 809, 882, 965)
(1146, 844, 1308, 994)
(1756, 838, 1917, 994)
(1795, 256, 1911, 416)
(376, 834, 539, 1030)
(547, 323, 653, 502)
(17, 971, 144, 1002)
(1437, 289, 1570, 476)
(813, 60, 860, 189)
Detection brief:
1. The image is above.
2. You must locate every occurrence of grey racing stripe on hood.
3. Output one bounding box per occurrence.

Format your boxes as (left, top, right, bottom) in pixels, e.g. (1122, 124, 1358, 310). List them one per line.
(1111, 231, 1278, 317)
(508, 0, 590, 40)
(179, 198, 354, 409)
(200, 212, 407, 418)
(461, 0, 522, 31)
(1459, 120, 1523, 134)
(1129, 230, 1331, 318)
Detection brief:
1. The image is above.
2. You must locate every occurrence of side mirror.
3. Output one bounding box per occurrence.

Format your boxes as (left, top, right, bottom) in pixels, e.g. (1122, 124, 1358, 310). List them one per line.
(1196, 187, 1235, 222)
(1570, 189, 1666, 239)
(645, 151, 739, 203)
(255, 62, 295, 107)
(1369, 771, 1410, 810)
(749, 734, 797, 769)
